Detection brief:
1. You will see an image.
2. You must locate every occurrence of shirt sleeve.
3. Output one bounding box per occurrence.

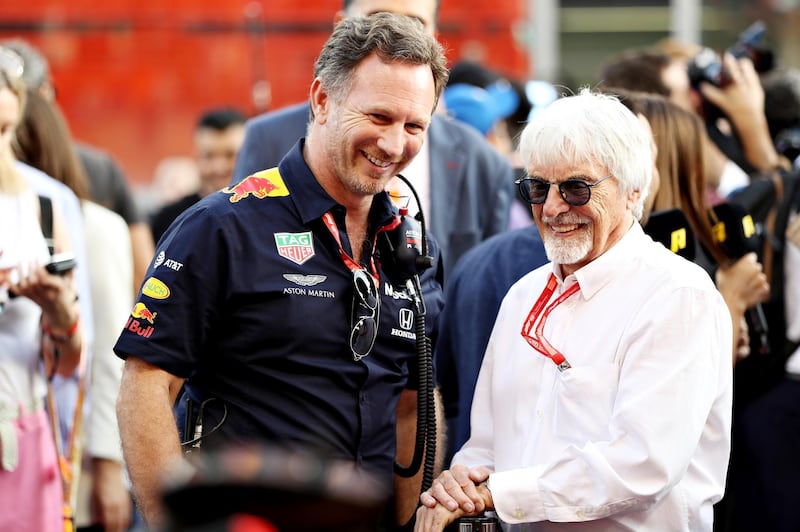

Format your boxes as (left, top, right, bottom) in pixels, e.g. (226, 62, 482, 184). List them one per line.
(113, 202, 226, 377)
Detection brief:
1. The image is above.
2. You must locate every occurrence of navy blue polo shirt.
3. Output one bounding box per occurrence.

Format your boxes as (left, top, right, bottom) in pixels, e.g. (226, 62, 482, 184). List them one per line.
(114, 141, 443, 481)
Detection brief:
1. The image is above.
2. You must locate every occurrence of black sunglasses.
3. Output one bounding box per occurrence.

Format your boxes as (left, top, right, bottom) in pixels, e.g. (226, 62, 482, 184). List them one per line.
(350, 269, 380, 361)
(515, 175, 613, 207)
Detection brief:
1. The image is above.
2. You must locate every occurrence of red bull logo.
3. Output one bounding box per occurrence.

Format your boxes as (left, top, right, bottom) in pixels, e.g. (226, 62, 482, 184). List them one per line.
(223, 168, 289, 203)
(131, 302, 158, 324)
(124, 316, 155, 338)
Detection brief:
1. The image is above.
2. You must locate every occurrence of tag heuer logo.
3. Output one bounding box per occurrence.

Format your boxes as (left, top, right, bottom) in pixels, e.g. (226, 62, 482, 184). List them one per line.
(275, 232, 315, 265)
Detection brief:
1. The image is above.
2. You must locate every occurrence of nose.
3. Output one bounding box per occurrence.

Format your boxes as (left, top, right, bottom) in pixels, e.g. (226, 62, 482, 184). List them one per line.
(540, 184, 570, 218)
(376, 124, 406, 159)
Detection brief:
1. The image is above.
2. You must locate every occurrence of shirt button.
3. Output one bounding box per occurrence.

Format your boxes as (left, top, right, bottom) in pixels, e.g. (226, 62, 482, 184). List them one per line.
(576, 510, 586, 519)
(360, 392, 366, 404)
(537, 410, 543, 418)
(514, 508, 525, 519)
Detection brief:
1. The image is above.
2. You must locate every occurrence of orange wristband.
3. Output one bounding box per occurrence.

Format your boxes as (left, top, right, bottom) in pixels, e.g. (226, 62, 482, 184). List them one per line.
(43, 316, 80, 343)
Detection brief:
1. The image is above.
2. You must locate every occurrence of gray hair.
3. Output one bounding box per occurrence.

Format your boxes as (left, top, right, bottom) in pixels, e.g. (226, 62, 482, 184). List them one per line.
(312, 13, 448, 116)
(519, 89, 652, 221)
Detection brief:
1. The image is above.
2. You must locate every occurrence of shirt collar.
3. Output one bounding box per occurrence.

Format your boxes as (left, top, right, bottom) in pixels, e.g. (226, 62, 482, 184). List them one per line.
(552, 221, 645, 300)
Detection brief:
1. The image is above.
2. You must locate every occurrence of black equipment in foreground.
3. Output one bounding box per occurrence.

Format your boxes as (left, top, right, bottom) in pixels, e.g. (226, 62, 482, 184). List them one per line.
(644, 208, 697, 261)
(378, 174, 438, 501)
(711, 201, 770, 354)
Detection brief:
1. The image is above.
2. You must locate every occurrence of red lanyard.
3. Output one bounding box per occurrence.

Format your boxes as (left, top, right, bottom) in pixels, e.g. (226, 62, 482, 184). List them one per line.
(322, 211, 380, 283)
(520, 273, 580, 371)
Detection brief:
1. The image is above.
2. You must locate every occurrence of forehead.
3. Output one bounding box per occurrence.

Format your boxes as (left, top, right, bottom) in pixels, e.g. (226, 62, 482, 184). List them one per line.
(527, 161, 605, 179)
(347, 53, 435, 119)
(0, 87, 20, 120)
(348, 0, 437, 32)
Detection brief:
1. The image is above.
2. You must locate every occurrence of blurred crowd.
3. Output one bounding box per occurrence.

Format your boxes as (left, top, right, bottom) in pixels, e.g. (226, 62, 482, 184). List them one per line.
(1, 2, 799, 531)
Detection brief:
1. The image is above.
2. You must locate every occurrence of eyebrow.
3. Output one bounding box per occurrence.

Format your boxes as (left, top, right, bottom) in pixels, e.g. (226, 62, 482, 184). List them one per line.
(529, 174, 595, 182)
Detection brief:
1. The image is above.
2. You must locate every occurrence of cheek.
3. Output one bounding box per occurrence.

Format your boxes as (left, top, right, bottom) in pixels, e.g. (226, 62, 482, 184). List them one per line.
(406, 134, 425, 154)
(404, 135, 425, 157)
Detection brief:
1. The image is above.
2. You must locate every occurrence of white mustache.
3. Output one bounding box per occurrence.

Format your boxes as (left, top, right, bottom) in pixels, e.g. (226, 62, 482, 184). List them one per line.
(541, 214, 589, 226)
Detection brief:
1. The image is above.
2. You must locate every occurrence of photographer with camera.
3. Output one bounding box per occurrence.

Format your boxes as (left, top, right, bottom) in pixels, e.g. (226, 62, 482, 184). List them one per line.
(668, 30, 800, 532)
(691, 49, 791, 179)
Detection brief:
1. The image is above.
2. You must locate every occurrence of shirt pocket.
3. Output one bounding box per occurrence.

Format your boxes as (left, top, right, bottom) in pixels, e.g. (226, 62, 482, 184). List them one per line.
(552, 362, 619, 444)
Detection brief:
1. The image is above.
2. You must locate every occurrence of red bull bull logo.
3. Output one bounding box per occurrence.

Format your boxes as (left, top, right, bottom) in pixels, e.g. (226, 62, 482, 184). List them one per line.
(223, 168, 289, 203)
(126, 302, 156, 338)
(131, 302, 158, 324)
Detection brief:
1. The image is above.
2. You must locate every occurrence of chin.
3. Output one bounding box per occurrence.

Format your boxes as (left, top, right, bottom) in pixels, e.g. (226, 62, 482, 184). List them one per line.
(543, 238, 591, 266)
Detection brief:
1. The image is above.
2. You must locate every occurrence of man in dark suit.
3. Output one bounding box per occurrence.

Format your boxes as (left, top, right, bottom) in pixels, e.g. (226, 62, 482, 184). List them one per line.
(233, 0, 515, 276)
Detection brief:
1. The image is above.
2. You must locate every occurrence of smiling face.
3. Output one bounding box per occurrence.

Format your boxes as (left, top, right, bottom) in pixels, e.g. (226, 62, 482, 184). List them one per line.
(307, 52, 435, 204)
(530, 163, 637, 277)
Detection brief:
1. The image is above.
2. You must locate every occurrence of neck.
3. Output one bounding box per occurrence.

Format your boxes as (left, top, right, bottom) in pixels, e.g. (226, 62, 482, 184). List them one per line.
(346, 210, 370, 264)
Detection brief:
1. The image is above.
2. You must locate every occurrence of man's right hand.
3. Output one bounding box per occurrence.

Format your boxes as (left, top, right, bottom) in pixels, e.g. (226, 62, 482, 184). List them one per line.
(419, 464, 493, 514)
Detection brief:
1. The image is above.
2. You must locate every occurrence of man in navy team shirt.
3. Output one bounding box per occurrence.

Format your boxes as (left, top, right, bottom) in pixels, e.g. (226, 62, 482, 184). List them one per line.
(114, 14, 447, 530)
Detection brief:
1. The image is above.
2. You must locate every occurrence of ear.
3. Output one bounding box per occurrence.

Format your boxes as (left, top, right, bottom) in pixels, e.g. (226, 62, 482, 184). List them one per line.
(626, 187, 642, 213)
(309, 78, 330, 124)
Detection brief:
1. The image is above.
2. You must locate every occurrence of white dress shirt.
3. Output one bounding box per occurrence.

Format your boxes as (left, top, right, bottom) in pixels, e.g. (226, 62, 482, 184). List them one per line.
(454, 223, 733, 531)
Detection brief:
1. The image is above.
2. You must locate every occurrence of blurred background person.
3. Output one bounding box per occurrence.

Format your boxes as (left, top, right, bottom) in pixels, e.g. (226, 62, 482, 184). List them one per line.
(624, 90, 770, 365)
(2, 38, 155, 295)
(144, 156, 199, 217)
(762, 66, 800, 168)
(597, 46, 796, 362)
(14, 87, 134, 532)
(722, 66, 800, 532)
(150, 107, 246, 243)
(1, 55, 83, 532)
(605, 87, 777, 532)
(598, 46, 747, 202)
(442, 60, 561, 230)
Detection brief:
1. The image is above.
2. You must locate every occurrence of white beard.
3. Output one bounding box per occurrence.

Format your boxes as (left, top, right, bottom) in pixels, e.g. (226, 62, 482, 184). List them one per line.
(541, 227, 592, 266)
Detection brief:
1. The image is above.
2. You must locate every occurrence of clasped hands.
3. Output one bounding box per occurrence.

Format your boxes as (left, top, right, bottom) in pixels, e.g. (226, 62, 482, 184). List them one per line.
(415, 464, 494, 532)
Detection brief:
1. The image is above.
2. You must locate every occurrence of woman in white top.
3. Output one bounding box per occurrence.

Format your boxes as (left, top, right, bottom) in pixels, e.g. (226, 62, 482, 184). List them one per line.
(0, 51, 82, 532)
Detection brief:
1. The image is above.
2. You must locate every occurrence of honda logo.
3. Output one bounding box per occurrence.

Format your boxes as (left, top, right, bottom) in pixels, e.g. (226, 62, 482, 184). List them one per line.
(399, 308, 414, 330)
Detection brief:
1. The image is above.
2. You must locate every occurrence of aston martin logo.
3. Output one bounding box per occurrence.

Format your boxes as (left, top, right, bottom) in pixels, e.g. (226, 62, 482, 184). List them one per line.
(283, 274, 327, 287)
